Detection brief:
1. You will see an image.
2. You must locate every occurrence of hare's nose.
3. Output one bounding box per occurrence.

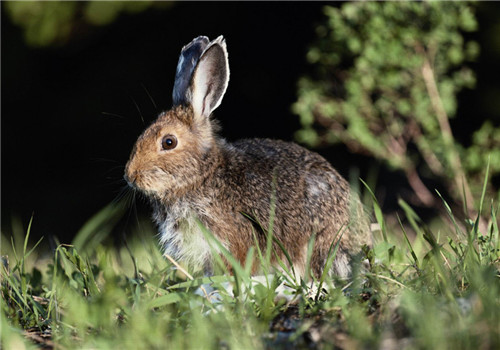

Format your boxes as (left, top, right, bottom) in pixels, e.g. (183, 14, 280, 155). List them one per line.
(124, 172, 137, 187)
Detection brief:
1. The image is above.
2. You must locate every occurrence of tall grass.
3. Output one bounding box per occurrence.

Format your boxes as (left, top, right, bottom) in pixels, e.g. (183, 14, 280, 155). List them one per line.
(1, 186, 499, 349)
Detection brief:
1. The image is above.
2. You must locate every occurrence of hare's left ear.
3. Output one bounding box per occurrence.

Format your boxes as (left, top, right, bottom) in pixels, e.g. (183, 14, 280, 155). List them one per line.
(172, 36, 210, 107)
(190, 36, 229, 119)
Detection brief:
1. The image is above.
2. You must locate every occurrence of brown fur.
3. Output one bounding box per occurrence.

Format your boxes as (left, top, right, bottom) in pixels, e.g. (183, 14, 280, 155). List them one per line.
(125, 36, 372, 278)
(126, 105, 371, 278)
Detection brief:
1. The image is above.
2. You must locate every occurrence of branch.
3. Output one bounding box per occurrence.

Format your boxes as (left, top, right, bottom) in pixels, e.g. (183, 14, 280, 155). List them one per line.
(413, 125, 446, 176)
(418, 45, 475, 214)
(405, 166, 436, 207)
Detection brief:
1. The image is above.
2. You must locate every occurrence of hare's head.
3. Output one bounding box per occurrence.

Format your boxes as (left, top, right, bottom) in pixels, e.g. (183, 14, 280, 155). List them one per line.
(125, 36, 229, 199)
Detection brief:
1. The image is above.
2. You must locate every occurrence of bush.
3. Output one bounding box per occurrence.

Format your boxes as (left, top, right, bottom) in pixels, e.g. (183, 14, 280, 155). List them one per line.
(294, 1, 500, 216)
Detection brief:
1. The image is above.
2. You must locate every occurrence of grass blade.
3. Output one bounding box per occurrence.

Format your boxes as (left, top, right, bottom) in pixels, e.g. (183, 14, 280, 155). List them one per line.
(360, 179, 387, 242)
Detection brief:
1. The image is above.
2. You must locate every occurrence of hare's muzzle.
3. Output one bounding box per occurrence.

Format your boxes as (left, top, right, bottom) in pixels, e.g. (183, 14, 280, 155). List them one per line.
(123, 171, 136, 188)
(124, 160, 138, 188)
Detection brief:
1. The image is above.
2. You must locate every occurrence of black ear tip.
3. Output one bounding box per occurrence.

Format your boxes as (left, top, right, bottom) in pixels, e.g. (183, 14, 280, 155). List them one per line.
(183, 36, 210, 51)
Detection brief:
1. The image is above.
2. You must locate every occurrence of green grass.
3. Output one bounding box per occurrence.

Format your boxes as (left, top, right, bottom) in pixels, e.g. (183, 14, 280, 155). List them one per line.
(1, 192, 499, 349)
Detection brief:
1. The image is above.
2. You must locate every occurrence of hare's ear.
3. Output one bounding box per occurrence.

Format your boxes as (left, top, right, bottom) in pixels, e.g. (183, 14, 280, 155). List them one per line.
(172, 36, 210, 107)
(191, 36, 229, 119)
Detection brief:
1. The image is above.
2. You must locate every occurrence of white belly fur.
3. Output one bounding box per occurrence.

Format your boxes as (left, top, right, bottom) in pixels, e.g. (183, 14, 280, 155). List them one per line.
(158, 212, 212, 271)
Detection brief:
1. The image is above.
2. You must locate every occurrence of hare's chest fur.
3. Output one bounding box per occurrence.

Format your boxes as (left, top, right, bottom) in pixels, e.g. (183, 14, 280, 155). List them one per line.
(155, 200, 221, 272)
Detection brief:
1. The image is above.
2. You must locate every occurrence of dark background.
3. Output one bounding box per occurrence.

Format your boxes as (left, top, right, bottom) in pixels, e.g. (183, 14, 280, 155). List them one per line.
(2, 2, 500, 244)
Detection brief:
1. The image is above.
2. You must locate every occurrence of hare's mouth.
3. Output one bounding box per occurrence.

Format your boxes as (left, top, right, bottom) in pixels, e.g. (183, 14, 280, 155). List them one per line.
(124, 167, 172, 196)
(125, 179, 161, 201)
(124, 171, 149, 193)
(124, 171, 140, 189)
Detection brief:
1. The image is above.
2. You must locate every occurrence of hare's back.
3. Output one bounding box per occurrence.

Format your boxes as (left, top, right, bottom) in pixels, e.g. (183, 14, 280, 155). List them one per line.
(224, 138, 351, 252)
(228, 138, 349, 200)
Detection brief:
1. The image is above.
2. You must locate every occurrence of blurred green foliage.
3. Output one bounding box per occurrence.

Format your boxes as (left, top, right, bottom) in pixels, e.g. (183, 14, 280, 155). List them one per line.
(4, 1, 171, 47)
(294, 1, 500, 212)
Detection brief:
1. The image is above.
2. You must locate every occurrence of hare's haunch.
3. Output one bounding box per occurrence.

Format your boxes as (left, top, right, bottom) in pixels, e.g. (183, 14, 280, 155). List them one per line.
(125, 36, 371, 278)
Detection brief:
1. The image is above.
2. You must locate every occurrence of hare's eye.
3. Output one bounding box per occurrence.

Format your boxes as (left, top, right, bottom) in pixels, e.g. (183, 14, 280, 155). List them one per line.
(161, 135, 178, 150)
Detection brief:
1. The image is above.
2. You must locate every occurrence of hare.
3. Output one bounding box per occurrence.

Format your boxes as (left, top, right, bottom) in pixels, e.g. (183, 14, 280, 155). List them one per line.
(125, 35, 371, 279)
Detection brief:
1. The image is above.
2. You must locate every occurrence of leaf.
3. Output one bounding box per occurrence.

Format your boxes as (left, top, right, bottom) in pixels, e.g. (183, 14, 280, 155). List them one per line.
(146, 293, 182, 309)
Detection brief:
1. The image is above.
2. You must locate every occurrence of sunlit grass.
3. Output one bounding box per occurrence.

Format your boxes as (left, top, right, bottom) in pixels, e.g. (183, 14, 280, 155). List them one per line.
(1, 184, 499, 349)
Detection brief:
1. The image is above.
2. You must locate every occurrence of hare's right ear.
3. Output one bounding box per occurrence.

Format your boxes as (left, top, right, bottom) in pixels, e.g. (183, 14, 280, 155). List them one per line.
(190, 36, 230, 119)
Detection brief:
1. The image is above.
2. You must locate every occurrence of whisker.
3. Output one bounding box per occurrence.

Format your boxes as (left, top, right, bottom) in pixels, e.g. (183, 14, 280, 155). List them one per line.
(121, 188, 146, 238)
(111, 185, 130, 205)
(132, 194, 142, 227)
(101, 111, 126, 119)
(90, 158, 122, 165)
(102, 165, 126, 175)
(141, 83, 158, 113)
(130, 96, 145, 125)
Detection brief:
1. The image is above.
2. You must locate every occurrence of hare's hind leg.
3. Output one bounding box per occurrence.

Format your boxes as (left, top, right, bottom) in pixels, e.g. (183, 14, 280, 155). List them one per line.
(329, 247, 351, 278)
(310, 233, 353, 280)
